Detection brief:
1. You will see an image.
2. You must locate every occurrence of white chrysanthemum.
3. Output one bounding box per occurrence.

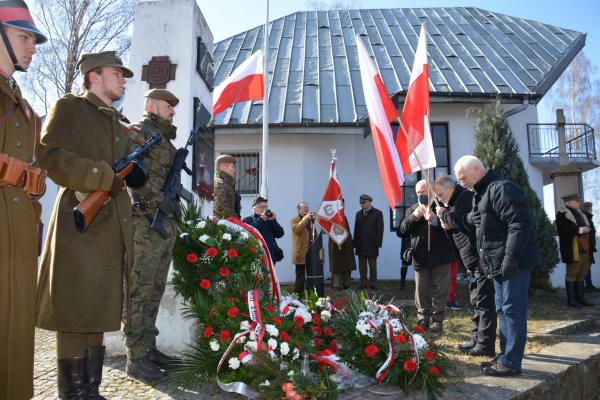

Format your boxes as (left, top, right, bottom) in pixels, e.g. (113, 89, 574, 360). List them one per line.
(358, 311, 374, 319)
(217, 219, 226, 225)
(280, 362, 289, 370)
(240, 320, 250, 331)
(244, 340, 258, 352)
(320, 310, 331, 322)
(316, 298, 325, 307)
(228, 357, 240, 370)
(222, 233, 232, 241)
(265, 324, 279, 337)
(240, 231, 249, 239)
(356, 320, 374, 337)
(390, 319, 403, 333)
(267, 338, 278, 350)
(209, 340, 220, 352)
(249, 331, 257, 341)
(198, 220, 206, 229)
(238, 335, 247, 344)
(280, 341, 290, 356)
(179, 232, 189, 239)
(292, 348, 300, 360)
(412, 334, 428, 350)
(287, 370, 294, 376)
(199, 234, 210, 243)
(259, 380, 270, 387)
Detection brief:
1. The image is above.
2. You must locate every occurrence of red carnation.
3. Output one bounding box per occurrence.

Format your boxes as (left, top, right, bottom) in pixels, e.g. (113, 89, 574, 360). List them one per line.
(250, 321, 257, 330)
(219, 330, 231, 342)
(425, 351, 435, 362)
(364, 344, 379, 358)
(206, 247, 218, 258)
(265, 305, 276, 313)
(272, 317, 283, 326)
(414, 325, 426, 334)
(396, 334, 408, 345)
(328, 342, 338, 352)
(249, 246, 257, 254)
(294, 316, 304, 326)
(404, 359, 417, 372)
(318, 361, 336, 373)
(219, 267, 231, 278)
(228, 297, 236, 303)
(186, 252, 199, 264)
(430, 366, 441, 376)
(199, 279, 211, 290)
(312, 326, 323, 337)
(313, 338, 322, 347)
(227, 307, 240, 319)
(280, 331, 290, 342)
(203, 326, 214, 338)
(228, 248, 239, 259)
(312, 315, 322, 325)
(324, 327, 333, 337)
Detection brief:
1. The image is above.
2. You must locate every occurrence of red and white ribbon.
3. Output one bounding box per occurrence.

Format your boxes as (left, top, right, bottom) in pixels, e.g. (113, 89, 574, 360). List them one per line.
(216, 329, 257, 399)
(375, 319, 396, 383)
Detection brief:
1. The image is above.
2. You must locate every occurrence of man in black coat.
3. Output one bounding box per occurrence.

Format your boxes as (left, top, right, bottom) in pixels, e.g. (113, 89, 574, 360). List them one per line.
(354, 194, 384, 290)
(582, 202, 598, 291)
(455, 155, 540, 377)
(243, 197, 284, 264)
(434, 175, 496, 357)
(400, 181, 456, 334)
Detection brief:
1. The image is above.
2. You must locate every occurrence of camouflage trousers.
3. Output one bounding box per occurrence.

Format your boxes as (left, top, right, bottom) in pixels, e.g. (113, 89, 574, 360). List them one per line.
(123, 212, 176, 360)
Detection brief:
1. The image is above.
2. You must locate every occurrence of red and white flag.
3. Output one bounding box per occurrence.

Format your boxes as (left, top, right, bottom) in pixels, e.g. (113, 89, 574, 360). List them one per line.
(317, 158, 349, 247)
(397, 23, 436, 174)
(355, 35, 404, 209)
(213, 50, 264, 116)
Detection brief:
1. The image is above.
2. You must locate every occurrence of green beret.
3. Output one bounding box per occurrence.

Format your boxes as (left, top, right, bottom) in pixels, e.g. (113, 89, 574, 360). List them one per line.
(145, 89, 179, 106)
(77, 51, 133, 78)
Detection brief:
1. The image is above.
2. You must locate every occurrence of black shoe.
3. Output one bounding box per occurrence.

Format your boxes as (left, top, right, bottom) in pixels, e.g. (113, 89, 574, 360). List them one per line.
(480, 355, 500, 368)
(358, 284, 367, 290)
(84, 346, 107, 399)
(457, 340, 476, 353)
(447, 301, 461, 310)
(566, 281, 582, 308)
(57, 356, 88, 399)
(483, 362, 521, 377)
(147, 348, 176, 370)
(400, 280, 406, 289)
(127, 357, 168, 382)
(417, 319, 429, 330)
(575, 281, 594, 307)
(430, 321, 443, 334)
(466, 346, 495, 357)
(369, 285, 377, 290)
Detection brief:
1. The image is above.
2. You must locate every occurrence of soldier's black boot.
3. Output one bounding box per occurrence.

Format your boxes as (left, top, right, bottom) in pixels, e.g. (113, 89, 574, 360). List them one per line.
(57, 356, 87, 399)
(126, 356, 167, 382)
(84, 346, 107, 399)
(147, 347, 177, 370)
(566, 281, 582, 307)
(575, 281, 594, 307)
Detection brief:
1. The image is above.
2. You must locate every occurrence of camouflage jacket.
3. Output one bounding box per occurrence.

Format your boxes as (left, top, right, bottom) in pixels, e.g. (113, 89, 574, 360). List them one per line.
(127, 112, 177, 214)
(213, 170, 238, 219)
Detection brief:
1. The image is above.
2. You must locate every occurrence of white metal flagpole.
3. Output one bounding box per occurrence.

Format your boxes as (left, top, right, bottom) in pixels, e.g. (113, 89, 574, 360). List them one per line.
(260, 0, 270, 197)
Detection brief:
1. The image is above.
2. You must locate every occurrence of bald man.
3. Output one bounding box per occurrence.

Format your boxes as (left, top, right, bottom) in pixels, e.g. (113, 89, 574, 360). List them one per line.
(454, 155, 540, 377)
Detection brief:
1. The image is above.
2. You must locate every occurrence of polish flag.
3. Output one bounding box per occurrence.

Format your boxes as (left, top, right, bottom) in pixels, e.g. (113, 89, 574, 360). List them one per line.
(355, 35, 404, 209)
(397, 24, 436, 174)
(213, 50, 264, 116)
(317, 158, 349, 247)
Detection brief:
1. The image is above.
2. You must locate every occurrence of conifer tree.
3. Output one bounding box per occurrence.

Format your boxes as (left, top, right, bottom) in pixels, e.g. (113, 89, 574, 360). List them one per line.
(473, 100, 559, 289)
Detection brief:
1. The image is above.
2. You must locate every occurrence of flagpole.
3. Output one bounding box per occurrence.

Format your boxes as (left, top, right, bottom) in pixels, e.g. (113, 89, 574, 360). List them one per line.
(260, 0, 270, 198)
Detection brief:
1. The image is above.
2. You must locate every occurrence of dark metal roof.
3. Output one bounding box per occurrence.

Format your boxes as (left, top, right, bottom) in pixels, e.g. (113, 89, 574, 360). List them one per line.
(212, 7, 585, 126)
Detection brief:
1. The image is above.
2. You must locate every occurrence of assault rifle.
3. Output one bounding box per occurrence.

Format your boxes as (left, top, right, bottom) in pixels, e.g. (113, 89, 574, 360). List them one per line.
(150, 126, 200, 239)
(73, 133, 162, 233)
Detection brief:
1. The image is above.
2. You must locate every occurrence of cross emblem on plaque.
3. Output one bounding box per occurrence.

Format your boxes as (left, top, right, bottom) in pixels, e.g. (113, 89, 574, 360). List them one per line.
(141, 56, 177, 89)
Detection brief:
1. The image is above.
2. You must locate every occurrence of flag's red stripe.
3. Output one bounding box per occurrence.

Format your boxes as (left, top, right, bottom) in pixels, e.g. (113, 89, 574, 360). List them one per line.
(213, 73, 264, 115)
(371, 123, 403, 207)
(374, 74, 398, 123)
(0, 8, 34, 23)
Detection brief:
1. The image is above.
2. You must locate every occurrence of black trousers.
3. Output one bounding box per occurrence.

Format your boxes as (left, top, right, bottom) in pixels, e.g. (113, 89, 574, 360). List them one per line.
(294, 264, 306, 295)
(468, 266, 497, 351)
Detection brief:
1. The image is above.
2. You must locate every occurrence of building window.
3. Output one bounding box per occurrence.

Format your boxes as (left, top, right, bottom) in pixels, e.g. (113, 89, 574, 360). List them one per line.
(192, 98, 214, 199)
(391, 123, 450, 231)
(219, 152, 260, 195)
(196, 36, 214, 89)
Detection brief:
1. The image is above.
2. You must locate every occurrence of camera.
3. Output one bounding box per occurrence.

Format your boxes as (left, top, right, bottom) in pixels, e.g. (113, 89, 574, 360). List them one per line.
(265, 209, 273, 218)
(309, 212, 316, 221)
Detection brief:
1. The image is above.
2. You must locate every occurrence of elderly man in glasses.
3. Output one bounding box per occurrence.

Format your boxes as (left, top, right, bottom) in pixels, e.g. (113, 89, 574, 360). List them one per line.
(353, 194, 384, 290)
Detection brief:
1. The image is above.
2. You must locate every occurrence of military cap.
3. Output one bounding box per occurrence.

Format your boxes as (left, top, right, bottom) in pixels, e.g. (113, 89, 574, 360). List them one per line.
(145, 88, 179, 107)
(583, 201, 593, 209)
(215, 154, 235, 166)
(76, 51, 133, 78)
(561, 193, 580, 202)
(359, 194, 373, 202)
(253, 196, 268, 207)
(0, 0, 47, 44)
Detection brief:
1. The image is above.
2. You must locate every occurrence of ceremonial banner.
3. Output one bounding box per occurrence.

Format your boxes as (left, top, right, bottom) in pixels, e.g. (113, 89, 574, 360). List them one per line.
(317, 158, 349, 247)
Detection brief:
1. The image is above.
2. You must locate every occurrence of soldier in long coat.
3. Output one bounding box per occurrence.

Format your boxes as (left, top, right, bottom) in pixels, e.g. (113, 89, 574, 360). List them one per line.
(0, 2, 47, 398)
(37, 51, 134, 399)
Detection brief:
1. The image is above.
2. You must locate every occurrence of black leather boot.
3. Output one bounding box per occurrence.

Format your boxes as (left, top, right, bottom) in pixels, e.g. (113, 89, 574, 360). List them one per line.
(575, 281, 594, 307)
(84, 346, 107, 399)
(566, 281, 582, 307)
(57, 356, 87, 399)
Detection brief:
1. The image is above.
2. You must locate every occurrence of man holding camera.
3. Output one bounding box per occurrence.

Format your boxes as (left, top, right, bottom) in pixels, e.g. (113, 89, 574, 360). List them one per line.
(243, 196, 284, 264)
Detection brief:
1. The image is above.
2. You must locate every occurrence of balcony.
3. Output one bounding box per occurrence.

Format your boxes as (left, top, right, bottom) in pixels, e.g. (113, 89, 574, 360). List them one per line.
(527, 123, 599, 184)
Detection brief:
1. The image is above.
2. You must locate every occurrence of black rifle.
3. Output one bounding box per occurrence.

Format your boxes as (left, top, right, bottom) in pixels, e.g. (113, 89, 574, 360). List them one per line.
(150, 127, 199, 239)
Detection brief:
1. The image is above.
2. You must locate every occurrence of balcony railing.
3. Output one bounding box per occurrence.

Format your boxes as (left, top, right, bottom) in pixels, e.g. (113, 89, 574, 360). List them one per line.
(527, 123, 596, 160)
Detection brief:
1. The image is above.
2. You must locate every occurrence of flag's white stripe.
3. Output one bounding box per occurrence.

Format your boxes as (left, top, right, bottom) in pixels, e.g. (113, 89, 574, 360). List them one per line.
(213, 50, 264, 107)
(408, 24, 427, 86)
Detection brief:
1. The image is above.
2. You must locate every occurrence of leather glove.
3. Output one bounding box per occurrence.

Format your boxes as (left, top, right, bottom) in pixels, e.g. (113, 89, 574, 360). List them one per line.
(466, 210, 481, 226)
(110, 175, 125, 198)
(501, 256, 519, 278)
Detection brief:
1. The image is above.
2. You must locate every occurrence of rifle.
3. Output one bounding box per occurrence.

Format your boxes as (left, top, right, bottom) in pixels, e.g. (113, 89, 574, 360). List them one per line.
(150, 126, 199, 239)
(73, 133, 162, 233)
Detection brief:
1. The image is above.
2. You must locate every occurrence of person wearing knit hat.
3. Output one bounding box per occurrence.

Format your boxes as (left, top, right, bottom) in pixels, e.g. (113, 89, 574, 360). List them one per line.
(0, 1, 47, 399)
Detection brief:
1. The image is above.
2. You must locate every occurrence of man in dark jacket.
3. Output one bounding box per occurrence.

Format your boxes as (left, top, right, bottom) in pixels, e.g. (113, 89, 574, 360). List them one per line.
(243, 196, 284, 264)
(582, 202, 598, 291)
(354, 194, 384, 289)
(555, 194, 594, 307)
(434, 175, 496, 357)
(455, 155, 540, 377)
(400, 181, 456, 333)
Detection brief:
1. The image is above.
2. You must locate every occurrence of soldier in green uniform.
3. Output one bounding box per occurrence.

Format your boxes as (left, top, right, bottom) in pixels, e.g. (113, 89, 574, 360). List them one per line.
(213, 154, 238, 219)
(123, 88, 179, 382)
(37, 51, 134, 399)
(0, 1, 47, 398)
